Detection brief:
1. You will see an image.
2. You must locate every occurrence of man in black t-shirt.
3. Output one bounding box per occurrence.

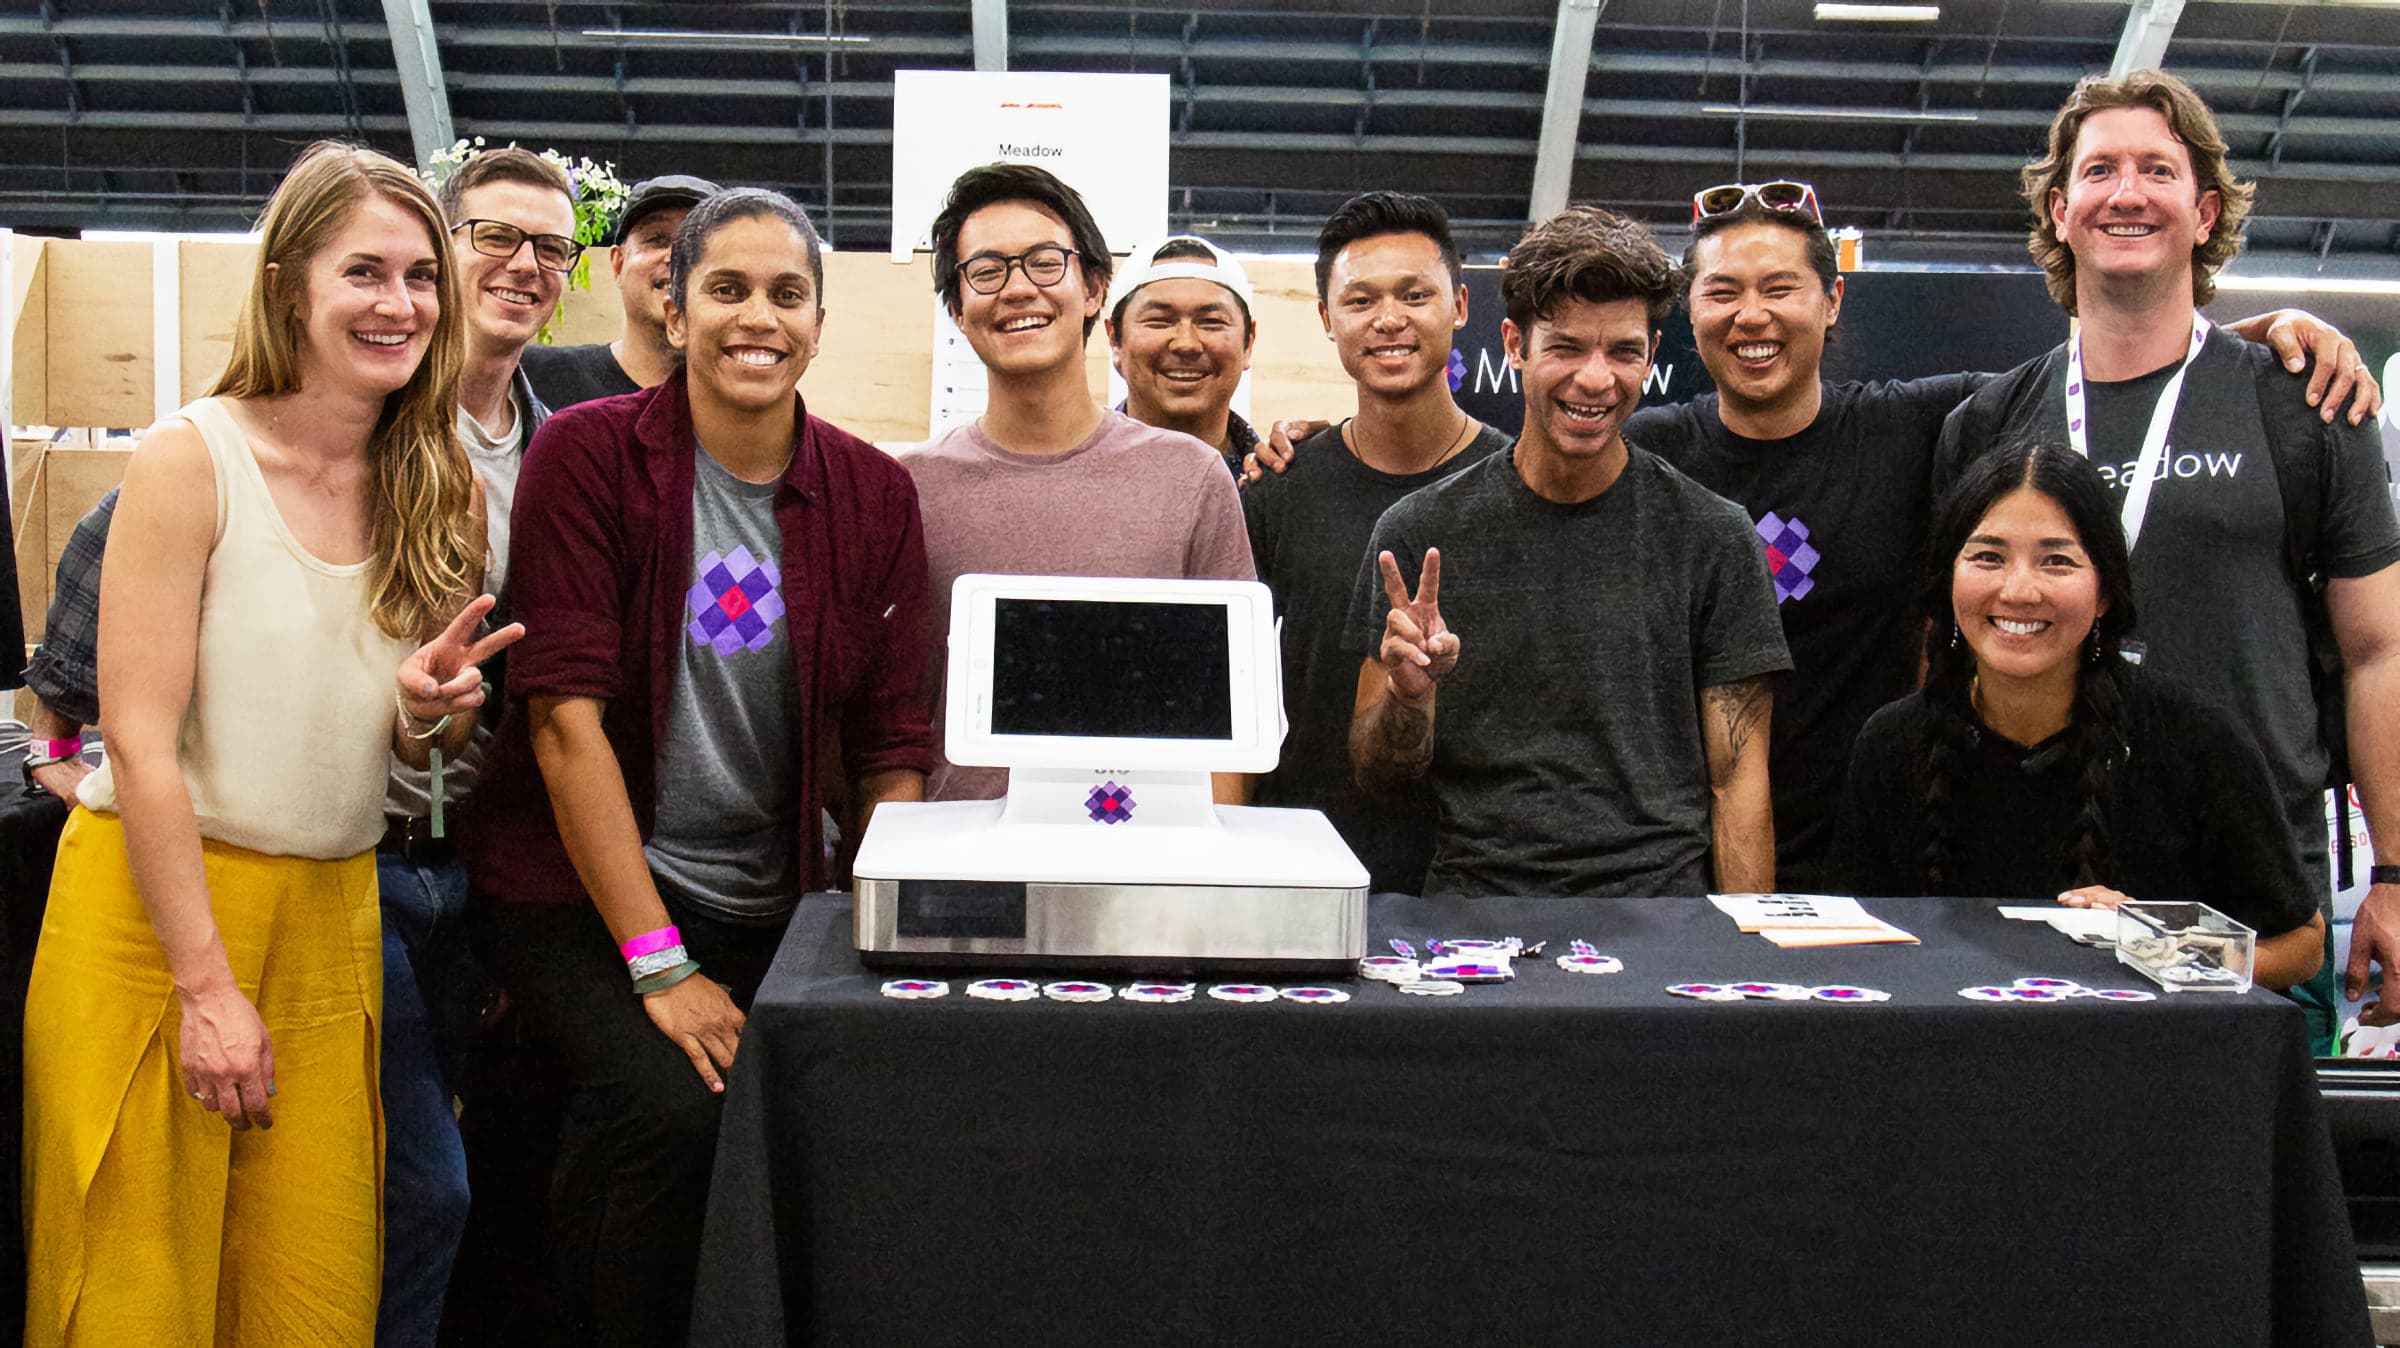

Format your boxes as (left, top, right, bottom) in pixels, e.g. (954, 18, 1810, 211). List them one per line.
(1243, 193, 1507, 893)
(520, 174, 719, 410)
(1624, 196, 1979, 889)
(1936, 70, 2400, 1046)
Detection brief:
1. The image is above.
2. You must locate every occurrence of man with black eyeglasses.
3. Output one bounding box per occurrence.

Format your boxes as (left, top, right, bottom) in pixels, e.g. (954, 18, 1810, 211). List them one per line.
(332, 143, 577, 1347)
(898, 163, 1254, 803)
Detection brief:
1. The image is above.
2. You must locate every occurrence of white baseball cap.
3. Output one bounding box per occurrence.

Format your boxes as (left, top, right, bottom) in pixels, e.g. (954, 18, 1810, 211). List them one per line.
(1105, 235, 1255, 321)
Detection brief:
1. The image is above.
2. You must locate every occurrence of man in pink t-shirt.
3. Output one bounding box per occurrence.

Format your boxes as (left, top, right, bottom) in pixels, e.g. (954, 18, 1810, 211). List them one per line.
(902, 163, 1254, 802)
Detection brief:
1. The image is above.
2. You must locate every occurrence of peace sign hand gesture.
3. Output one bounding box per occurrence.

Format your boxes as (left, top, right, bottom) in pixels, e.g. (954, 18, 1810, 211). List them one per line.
(1376, 547, 1460, 706)
(396, 593, 526, 726)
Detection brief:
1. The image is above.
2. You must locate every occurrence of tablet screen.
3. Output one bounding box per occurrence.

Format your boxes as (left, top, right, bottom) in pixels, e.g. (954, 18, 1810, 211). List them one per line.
(991, 598, 1233, 740)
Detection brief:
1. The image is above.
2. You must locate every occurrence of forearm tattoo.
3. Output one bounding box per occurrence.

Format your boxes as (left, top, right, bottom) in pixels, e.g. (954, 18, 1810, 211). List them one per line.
(1355, 693, 1435, 788)
(1704, 676, 1770, 781)
(1378, 697, 1434, 766)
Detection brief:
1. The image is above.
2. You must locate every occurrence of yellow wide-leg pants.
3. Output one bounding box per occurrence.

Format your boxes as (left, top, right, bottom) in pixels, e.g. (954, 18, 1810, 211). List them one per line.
(22, 808, 383, 1347)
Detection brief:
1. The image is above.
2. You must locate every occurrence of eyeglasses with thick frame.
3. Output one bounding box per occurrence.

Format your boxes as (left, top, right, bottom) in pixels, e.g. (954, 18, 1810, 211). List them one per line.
(1690, 181, 1825, 227)
(451, 218, 585, 273)
(958, 244, 1079, 295)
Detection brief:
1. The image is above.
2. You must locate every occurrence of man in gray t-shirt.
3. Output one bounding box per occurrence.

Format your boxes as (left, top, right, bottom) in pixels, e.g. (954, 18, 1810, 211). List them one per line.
(648, 447, 803, 918)
(1351, 206, 1791, 898)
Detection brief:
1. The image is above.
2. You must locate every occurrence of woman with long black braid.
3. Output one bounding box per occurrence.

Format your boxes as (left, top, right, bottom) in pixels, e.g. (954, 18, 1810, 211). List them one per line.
(1835, 443, 2325, 990)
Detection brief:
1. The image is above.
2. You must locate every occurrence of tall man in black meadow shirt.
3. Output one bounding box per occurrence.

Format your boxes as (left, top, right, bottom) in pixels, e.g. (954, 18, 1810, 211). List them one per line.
(1936, 69, 2400, 1046)
(1242, 193, 1509, 893)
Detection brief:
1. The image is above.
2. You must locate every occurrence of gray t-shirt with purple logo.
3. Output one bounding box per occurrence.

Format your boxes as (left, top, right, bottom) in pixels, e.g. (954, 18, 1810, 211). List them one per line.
(646, 446, 801, 920)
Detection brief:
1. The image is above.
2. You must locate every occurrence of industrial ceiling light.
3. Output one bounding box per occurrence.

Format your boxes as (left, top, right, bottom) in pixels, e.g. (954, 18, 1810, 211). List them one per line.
(1812, 3, 1943, 19)
(1701, 104, 1979, 122)
(579, 28, 871, 45)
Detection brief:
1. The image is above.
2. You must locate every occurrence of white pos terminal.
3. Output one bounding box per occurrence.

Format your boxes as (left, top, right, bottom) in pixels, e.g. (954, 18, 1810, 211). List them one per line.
(852, 574, 1370, 972)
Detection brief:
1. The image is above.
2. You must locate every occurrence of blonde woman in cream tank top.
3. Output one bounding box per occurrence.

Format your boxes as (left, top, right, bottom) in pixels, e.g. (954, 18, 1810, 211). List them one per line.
(21, 142, 520, 1347)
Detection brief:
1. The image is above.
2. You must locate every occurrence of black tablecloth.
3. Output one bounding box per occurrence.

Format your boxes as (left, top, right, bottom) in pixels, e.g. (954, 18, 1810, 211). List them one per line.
(693, 893, 2370, 1346)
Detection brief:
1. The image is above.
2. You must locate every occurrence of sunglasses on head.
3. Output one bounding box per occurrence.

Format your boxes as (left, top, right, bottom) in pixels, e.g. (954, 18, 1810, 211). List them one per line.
(1691, 181, 1825, 227)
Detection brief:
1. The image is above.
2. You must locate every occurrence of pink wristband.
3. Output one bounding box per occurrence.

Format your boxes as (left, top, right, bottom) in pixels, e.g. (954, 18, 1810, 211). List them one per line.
(621, 926, 682, 962)
(40, 739, 80, 760)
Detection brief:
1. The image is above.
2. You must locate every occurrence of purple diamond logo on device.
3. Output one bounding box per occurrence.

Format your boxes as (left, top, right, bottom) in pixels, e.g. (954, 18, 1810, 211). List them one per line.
(1754, 512, 1821, 604)
(685, 547, 786, 656)
(1085, 781, 1135, 825)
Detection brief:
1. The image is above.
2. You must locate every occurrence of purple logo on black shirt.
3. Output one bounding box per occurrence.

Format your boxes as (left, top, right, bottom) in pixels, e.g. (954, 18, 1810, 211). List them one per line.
(1085, 781, 1135, 825)
(1754, 512, 1819, 604)
(686, 546, 786, 656)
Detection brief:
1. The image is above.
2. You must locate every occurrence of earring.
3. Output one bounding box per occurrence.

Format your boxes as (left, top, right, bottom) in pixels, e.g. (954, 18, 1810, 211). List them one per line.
(2086, 629, 2105, 665)
(1949, 623, 1962, 651)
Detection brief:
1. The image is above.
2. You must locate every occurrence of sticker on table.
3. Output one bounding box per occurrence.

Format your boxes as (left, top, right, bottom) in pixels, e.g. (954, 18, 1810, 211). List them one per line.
(1811, 986, 1891, 1003)
(966, 978, 1041, 1002)
(2013, 977, 2085, 993)
(1999, 986, 2069, 1002)
(1388, 938, 1418, 961)
(1394, 979, 1465, 997)
(1121, 982, 1195, 1004)
(2084, 988, 2157, 1002)
(1279, 986, 1351, 1005)
(880, 979, 950, 1000)
(1556, 954, 1624, 974)
(1439, 938, 1523, 956)
(1424, 959, 1512, 983)
(1667, 983, 1747, 1002)
(1042, 980, 1114, 1003)
(1957, 986, 2014, 1002)
(1208, 984, 1280, 1003)
(1726, 981, 1812, 1001)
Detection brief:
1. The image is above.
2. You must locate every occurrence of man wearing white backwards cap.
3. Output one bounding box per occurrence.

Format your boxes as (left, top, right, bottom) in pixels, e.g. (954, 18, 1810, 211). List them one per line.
(1105, 235, 1260, 477)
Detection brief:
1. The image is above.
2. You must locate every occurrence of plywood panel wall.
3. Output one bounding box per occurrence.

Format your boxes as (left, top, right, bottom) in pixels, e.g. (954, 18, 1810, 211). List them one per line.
(45, 242, 153, 427)
(180, 240, 255, 404)
(10, 236, 48, 428)
(808, 254, 937, 445)
(1243, 260, 1358, 428)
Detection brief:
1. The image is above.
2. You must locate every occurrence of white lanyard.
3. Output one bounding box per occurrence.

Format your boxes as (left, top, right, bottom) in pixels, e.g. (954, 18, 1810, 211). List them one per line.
(2064, 313, 2209, 552)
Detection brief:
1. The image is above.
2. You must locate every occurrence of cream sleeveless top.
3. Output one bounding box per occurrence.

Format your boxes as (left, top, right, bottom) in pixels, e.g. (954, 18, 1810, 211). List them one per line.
(80, 398, 416, 860)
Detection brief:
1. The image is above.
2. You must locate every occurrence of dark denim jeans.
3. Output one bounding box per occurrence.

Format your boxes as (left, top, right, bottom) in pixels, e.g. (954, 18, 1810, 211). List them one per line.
(375, 853, 477, 1348)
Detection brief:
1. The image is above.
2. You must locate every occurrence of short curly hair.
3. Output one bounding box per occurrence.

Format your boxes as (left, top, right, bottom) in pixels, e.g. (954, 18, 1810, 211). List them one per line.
(2021, 69, 2253, 315)
(1501, 205, 1678, 347)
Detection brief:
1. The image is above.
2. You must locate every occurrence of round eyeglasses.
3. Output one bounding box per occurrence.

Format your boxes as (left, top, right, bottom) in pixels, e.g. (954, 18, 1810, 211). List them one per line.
(959, 244, 1078, 295)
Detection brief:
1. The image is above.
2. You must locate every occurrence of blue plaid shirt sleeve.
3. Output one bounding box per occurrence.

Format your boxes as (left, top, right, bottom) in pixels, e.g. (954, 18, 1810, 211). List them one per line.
(21, 486, 118, 727)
